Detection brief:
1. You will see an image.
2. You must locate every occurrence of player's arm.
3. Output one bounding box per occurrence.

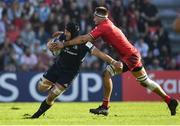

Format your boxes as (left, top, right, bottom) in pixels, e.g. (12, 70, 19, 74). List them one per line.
(90, 46, 122, 68)
(64, 34, 93, 47)
(49, 34, 93, 51)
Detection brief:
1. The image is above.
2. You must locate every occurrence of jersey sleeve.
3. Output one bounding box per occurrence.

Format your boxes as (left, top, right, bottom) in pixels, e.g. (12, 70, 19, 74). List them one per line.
(89, 26, 102, 40)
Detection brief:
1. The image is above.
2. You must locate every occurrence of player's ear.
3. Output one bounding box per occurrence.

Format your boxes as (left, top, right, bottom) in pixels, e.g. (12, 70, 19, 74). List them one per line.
(52, 31, 64, 38)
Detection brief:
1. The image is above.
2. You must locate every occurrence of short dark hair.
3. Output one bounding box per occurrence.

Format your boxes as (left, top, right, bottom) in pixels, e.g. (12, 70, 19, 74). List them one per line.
(94, 6, 108, 18)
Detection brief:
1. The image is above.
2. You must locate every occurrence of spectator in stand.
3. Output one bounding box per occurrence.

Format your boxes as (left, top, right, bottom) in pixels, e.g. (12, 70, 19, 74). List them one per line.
(173, 9, 180, 33)
(79, 12, 89, 34)
(0, 1, 5, 20)
(12, 1, 23, 19)
(0, 19, 6, 44)
(0, 0, 176, 71)
(22, 1, 34, 20)
(166, 58, 178, 70)
(134, 37, 149, 58)
(36, 25, 50, 45)
(6, 3, 14, 22)
(140, 0, 161, 34)
(176, 54, 180, 69)
(147, 58, 163, 70)
(3, 38, 18, 71)
(157, 26, 171, 54)
(111, 0, 124, 28)
(4, 48, 17, 72)
(38, 2, 51, 23)
(20, 48, 38, 71)
(67, 0, 81, 23)
(146, 33, 160, 57)
(126, 1, 138, 39)
(44, 12, 57, 34)
(30, 12, 41, 32)
(20, 22, 36, 46)
(35, 49, 52, 71)
(6, 24, 20, 43)
(159, 45, 171, 69)
(30, 40, 42, 55)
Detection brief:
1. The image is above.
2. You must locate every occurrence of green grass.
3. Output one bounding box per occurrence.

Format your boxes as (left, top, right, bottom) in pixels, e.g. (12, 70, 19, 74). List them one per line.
(0, 102, 179, 125)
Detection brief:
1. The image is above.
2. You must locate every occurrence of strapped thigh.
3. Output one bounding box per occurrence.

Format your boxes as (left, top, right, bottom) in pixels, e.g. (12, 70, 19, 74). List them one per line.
(51, 84, 65, 96)
(38, 77, 54, 89)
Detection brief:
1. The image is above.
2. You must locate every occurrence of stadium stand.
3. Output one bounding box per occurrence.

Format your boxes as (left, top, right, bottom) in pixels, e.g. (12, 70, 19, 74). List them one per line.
(0, 0, 179, 72)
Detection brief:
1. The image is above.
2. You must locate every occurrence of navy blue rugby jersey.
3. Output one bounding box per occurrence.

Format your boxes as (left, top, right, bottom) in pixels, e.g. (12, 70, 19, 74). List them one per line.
(55, 34, 94, 71)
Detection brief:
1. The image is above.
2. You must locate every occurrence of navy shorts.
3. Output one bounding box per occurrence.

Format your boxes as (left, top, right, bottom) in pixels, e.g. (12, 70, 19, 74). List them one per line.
(43, 63, 78, 88)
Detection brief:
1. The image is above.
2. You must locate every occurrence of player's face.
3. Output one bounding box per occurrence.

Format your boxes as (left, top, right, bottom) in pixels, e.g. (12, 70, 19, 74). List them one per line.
(93, 15, 101, 25)
(65, 29, 71, 40)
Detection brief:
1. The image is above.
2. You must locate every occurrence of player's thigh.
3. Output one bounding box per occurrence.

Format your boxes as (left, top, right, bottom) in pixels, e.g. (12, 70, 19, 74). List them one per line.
(48, 83, 65, 98)
(46, 70, 78, 102)
(39, 63, 60, 91)
(43, 63, 59, 84)
(56, 71, 78, 89)
(38, 77, 54, 92)
(47, 83, 66, 104)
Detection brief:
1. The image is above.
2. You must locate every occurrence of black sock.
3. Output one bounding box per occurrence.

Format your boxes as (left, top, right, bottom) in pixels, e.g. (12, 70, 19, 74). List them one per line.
(31, 99, 52, 118)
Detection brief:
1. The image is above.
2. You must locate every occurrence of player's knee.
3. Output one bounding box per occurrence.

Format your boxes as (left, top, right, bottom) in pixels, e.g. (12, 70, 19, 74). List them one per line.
(46, 85, 65, 105)
(137, 75, 157, 91)
(106, 64, 122, 77)
(38, 78, 53, 92)
(50, 84, 65, 97)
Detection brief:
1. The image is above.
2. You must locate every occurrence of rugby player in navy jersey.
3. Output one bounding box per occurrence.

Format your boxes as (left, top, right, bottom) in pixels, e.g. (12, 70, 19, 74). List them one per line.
(30, 22, 121, 118)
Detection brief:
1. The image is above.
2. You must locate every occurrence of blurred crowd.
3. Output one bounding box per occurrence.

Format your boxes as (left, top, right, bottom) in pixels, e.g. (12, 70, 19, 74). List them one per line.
(0, 0, 179, 72)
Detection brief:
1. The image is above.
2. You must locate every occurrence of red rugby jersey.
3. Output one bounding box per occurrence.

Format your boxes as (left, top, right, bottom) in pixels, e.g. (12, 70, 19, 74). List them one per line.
(89, 18, 138, 59)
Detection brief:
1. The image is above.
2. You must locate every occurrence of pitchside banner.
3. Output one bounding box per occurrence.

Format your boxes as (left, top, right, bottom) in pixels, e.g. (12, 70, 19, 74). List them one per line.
(0, 72, 121, 102)
(122, 71, 180, 101)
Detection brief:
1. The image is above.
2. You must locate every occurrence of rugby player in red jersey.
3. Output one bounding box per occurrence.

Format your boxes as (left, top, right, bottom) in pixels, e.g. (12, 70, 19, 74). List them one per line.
(48, 7, 178, 116)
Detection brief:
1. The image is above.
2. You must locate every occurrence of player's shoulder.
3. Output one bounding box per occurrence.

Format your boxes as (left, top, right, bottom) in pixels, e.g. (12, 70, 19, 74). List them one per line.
(99, 19, 112, 30)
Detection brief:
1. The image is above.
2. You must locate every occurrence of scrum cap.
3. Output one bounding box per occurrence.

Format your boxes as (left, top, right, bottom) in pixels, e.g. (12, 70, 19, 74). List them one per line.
(66, 22, 80, 39)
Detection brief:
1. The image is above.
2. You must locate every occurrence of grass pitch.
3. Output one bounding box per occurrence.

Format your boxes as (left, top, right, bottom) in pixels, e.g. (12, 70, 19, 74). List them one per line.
(0, 102, 179, 125)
